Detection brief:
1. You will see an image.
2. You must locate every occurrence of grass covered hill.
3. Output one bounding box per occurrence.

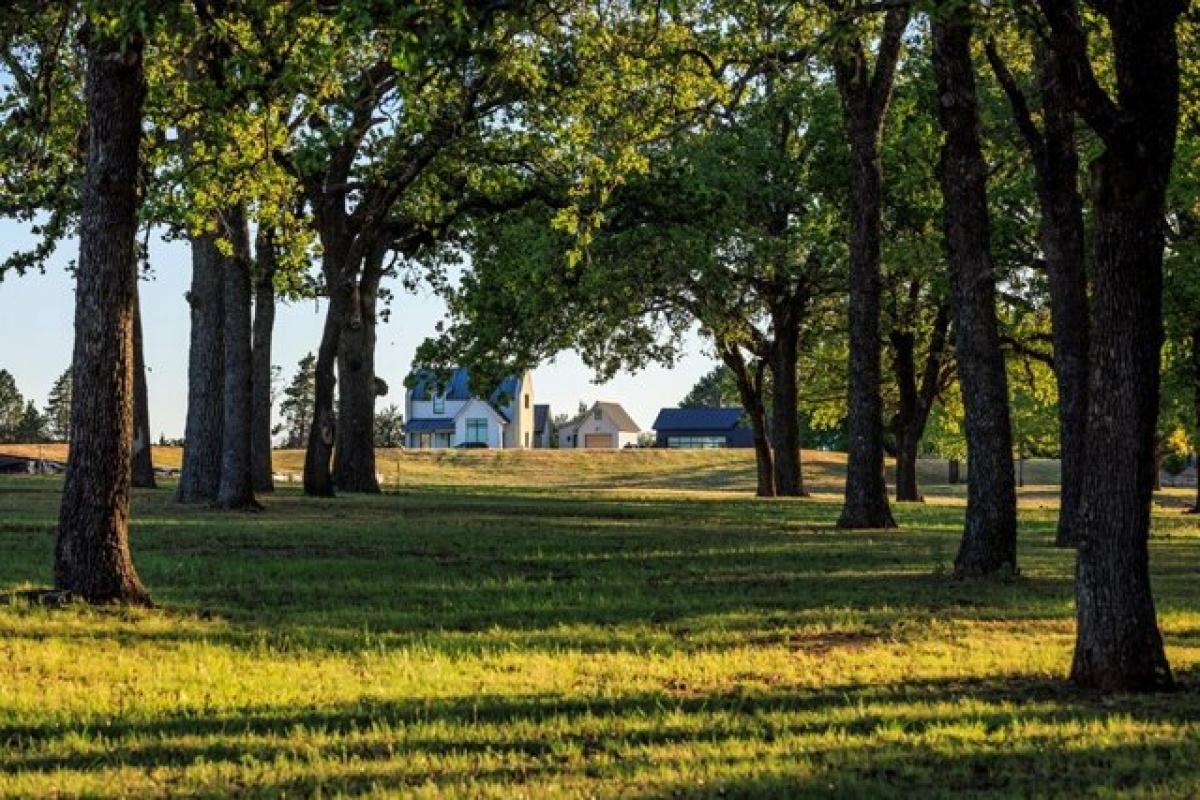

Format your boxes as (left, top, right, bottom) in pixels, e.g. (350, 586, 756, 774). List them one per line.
(1, 452, 1198, 797)
(0, 443, 1065, 494)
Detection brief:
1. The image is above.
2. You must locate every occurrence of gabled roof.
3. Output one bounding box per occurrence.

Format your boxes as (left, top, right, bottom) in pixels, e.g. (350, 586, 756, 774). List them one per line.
(653, 407, 744, 432)
(451, 397, 508, 426)
(597, 402, 641, 432)
(409, 367, 521, 407)
(561, 401, 640, 433)
(533, 404, 550, 434)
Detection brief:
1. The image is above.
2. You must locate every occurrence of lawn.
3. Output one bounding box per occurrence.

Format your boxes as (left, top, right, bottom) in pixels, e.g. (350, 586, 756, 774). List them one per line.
(2, 450, 1199, 798)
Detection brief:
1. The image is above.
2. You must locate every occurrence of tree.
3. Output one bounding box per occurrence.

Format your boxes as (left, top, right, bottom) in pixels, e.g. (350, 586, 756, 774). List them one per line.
(53, 10, 151, 605)
(985, 30, 1089, 547)
(43, 367, 72, 441)
(1037, 0, 1187, 692)
(374, 404, 404, 449)
(131, 286, 155, 489)
(15, 401, 47, 442)
(215, 207, 258, 510)
(930, 3, 1018, 577)
(0, 369, 25, 440)
(681, 365, 737, 408)
(833, 5, 909, 530)
(251, 228, 277, 493)
(276, 353, 316, 450)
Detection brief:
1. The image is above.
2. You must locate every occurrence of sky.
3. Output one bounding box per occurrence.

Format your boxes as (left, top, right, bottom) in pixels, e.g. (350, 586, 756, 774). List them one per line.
(0, 220, 716, 439)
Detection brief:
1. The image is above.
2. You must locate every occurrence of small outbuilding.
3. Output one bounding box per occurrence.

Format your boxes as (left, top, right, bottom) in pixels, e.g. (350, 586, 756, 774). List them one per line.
(652, 407, 754, 449)
(558, 402, 641, 449)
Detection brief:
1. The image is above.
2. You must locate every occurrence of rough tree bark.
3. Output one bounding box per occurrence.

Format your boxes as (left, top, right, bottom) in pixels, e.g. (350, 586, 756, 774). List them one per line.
(769, 323, 806, 497)
(890, 302, 950, 502)
(250, 228, 276, 493)
(931, 9, 1018, 577)
(177, 232, 225, 502)
(131, 286, 156, 489)
(333, 244, 387, 493)
(718, 340, 774, 497)
(1192, 326, 1200, 514)
(986, 40, 1089, 548)
(215, 208, 258, 510)
(835, 6, 909, 530)
(54, 23, 150, 605)
(303, 235, 354, 498)
(1039, 0, 1183, 691)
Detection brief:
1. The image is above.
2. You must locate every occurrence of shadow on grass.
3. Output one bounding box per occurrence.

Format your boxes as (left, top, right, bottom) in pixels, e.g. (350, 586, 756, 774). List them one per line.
(4, 673, 1200, 796)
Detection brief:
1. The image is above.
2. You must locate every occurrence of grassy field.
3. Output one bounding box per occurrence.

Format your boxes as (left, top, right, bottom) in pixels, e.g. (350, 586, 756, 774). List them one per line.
(2, 450, 1200, 798)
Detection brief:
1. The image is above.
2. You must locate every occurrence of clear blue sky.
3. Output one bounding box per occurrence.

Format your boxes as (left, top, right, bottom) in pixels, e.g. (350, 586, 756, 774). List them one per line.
(0, 220, 715, 439)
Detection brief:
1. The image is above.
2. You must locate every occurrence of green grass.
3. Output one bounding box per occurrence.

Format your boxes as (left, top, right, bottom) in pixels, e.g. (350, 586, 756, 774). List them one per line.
(1, 453, 1199, 798)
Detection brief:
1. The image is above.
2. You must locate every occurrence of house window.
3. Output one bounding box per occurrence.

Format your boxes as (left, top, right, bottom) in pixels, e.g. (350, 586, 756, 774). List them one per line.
(666, 435, 726, 449)
(524, 431, 530, 448)
(593, 408, 602, 420)
(433, 396, 445, 414)
(466, 418, 488, 444)
(524, 394, 530, 409)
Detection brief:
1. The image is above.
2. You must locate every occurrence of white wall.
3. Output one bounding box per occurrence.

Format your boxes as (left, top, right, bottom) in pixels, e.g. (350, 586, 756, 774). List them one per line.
(453, 399, 506, 449)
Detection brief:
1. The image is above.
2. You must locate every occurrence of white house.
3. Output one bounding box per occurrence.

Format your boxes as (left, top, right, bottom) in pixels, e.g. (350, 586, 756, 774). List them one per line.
(557, 401, 641, 449)
(404, 368, 536, 449)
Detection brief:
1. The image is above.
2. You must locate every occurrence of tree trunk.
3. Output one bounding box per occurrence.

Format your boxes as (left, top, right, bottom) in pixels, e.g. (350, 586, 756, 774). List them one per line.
(891, 304, 950, 503)
(215, 208, 258, 510)
(838, 128, 896, 528)
(303, 282, 347, 498)
(987, 40, 1090, 547)
(54, 25, 150, 605)
(835, 9, 907, 530)
(718, 341, 774, 497)
(769, 326, 805, 497)
(177, 232, 225, 503)
(251, 229, 276, 493)
(931, 11, 1018, 577)
(131, 286, 156, 489)
(1051, 2, 1181, 693)
(333, 247, 386, 493)
(1191, 326, 1200, 514)
(1036, 49, 1090, 549)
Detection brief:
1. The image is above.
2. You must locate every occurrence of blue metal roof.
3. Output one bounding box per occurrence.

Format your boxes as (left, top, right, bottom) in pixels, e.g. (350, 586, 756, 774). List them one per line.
(404, 418, 455, 433)
(410, 367, 520, 407)
(533, 404, 550, 433)
(652, 407, 744, 432)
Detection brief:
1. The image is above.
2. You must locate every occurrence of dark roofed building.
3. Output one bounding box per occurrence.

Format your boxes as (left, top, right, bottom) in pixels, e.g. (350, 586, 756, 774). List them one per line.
(652, 407, 753, 449)
(533, 404, 552, 448)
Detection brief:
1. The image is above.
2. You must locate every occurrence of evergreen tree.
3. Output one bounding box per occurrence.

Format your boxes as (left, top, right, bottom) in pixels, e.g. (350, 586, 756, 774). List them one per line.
(0, 369, 24, 440)
(276, 354, 317, 449)
(15, 400, 47, 443)
(44, 367, 72, 442)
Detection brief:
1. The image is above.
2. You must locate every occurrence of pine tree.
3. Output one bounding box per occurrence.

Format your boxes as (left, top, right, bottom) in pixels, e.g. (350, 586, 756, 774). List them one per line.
(0, 369, 25, 441)
(44, 368, 72, 442)
(15, 401, 47, 443)
(276, 353, 317, 449)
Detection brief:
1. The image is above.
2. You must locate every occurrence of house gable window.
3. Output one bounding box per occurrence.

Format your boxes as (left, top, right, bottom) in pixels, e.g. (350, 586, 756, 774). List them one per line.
(593, 408, 602, 420)
(524, 394, 530, 409)
(466, 418, 488, 444)
(433, 395, 445, 414)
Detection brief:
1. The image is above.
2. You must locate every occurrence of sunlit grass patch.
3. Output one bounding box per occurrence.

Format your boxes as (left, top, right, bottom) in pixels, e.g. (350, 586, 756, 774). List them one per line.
(2, 461, 1200, 797)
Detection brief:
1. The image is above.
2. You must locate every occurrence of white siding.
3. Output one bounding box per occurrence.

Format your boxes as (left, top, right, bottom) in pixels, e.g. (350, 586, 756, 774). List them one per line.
(453, 399, 506, 449)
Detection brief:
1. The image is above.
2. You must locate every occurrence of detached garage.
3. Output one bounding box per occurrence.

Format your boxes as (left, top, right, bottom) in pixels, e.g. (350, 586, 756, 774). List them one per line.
(558, 402, 641, 449)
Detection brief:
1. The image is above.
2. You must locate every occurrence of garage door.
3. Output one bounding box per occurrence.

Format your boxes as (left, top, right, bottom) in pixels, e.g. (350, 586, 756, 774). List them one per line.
(584, 433, 614, 449)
